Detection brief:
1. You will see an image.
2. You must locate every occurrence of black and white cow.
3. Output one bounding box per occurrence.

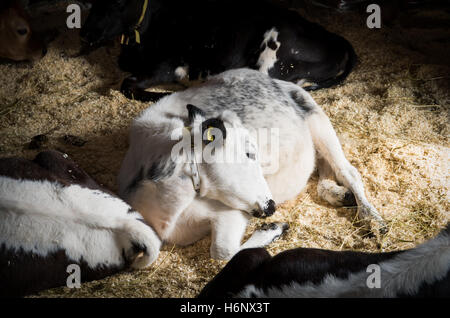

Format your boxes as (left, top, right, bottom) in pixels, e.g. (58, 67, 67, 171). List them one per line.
(80, 0, 357, 102)
(117, 68, 385, 261)
(199, 223, 450, 298)
(0, 150, 161, 297)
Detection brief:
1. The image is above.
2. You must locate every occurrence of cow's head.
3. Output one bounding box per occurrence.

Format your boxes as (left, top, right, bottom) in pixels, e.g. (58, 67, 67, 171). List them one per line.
(80, 0, 152, 47)
(179, 104, 276, 218)
(0, 2, 46, 61)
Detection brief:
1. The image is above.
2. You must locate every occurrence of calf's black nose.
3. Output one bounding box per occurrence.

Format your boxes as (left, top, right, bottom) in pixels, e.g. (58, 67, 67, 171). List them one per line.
(264, 199, 276, 217)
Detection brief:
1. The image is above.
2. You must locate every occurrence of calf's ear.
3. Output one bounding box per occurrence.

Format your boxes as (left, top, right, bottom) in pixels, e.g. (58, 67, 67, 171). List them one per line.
(201, 118, 226, 145)
(186, 104, 226, 144)
(187, 104, 205, 124)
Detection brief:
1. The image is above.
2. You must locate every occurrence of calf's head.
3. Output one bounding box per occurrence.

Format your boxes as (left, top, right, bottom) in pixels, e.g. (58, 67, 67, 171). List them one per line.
(0, 2, 45, 61)
(177, 104, 276, 218)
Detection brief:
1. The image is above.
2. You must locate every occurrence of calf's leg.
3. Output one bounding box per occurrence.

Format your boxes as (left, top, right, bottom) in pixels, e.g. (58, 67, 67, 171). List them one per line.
(121, 75, 171, 102)
(120, 61, 185, 102)
(307, 108, 387, 232)
(210, 210, 288, 260)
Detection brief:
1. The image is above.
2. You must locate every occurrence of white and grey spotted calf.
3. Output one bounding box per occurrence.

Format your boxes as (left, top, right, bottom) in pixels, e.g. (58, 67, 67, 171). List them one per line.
(118, 68, 385, 260)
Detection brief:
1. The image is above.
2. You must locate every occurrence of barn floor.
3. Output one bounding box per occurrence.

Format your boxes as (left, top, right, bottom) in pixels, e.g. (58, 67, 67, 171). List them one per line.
(0, 5, 449, 298)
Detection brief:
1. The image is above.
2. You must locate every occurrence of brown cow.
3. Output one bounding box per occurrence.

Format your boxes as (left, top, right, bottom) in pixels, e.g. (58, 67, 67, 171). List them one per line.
(0, 0, 46, 61)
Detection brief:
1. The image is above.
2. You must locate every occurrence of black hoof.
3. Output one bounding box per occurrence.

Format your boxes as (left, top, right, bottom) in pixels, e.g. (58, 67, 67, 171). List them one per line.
(259, 222, 290, 233)
(342, 190, 357, 207)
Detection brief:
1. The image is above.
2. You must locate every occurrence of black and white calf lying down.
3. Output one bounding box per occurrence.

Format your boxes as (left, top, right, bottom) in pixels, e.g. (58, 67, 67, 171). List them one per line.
(118, 68, 386, 261)
(0, 151, 160, 297)
(199, 223, 450, 298)
(80, 0, 357, 101)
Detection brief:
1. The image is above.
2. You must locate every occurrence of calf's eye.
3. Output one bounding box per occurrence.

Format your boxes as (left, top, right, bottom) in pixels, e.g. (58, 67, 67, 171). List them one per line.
(17, 28, 28, 36)
(246, 153, 256, 160)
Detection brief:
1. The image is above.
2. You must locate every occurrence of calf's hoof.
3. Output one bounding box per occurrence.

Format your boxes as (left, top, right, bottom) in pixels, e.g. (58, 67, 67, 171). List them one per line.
(342, 190, 357, 207)
(258, 222, 290, 243)
(357, 204, 388, 235)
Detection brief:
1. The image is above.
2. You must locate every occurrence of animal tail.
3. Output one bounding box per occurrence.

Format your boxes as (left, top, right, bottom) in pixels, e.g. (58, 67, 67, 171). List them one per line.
(304, 37, 358, 91)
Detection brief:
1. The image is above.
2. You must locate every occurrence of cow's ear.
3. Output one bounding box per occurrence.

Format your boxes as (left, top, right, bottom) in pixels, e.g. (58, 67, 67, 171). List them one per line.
(187, 104, 205, 124)
(201, 118, 226, 145)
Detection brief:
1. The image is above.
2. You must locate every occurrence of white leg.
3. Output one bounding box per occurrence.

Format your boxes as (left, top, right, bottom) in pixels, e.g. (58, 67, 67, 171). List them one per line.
(240, 223, 289, 250)
(210, 209, 288, 260)
(307, 108, 387, 231)
(210, 210, 248, 260)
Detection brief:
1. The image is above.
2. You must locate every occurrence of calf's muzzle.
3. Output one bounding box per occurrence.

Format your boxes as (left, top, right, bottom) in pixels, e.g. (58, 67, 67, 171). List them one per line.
(252, 199, 276, 218)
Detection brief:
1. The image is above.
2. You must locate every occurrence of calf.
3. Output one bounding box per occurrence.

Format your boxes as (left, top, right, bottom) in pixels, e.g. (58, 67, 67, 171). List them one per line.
(199, 223, 450, 298)
(0, 150, 161, 297)
(118, 68, 385, 261)
(0, 0, 46, 61)
(80, 0, 357, 102)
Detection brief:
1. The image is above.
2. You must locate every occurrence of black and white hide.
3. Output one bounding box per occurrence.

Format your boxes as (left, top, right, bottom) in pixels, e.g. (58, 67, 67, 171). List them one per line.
(0, 150, 161, 297)
(199, 223, 450, 298)
(80, 0, 358, 102)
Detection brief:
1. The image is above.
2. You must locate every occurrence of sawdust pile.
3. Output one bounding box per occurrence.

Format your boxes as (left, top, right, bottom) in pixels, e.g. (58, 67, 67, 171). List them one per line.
(0, 6, 448, 298)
